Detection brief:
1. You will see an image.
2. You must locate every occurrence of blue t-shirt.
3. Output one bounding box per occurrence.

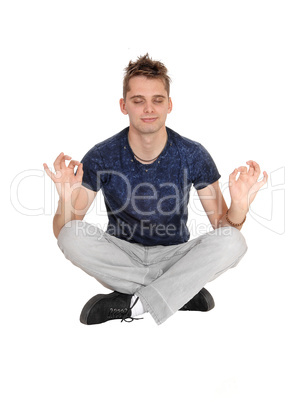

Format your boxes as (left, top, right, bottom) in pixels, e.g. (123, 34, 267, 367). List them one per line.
(81, 126, 220, 246)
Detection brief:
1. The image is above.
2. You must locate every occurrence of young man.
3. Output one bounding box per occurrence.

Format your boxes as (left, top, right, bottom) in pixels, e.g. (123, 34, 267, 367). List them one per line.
(44, 54, 268, 326)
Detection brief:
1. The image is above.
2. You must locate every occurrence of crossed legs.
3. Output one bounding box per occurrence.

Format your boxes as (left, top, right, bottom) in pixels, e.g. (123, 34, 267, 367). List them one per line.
(58, 220, 248, 325)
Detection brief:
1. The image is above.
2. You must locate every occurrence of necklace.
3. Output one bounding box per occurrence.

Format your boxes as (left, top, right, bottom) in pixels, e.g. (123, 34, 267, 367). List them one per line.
(132, 137, 168, 163)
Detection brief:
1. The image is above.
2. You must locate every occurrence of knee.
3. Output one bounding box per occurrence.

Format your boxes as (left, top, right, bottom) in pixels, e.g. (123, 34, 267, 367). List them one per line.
(57, 220, 84, 259)
(57, 220, 105, 261)
(218, 226, 248, 257)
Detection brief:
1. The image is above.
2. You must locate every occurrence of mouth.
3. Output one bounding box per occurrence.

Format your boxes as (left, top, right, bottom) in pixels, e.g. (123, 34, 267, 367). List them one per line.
(141, 117, 158, 123)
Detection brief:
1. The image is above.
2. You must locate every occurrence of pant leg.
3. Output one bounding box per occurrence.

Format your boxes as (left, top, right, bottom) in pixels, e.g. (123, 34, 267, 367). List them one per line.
(57, 220, 161, 295)
(135, 226, 248, 325)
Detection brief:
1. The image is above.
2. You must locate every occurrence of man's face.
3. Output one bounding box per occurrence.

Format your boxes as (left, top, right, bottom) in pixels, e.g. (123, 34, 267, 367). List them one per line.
(120, 76, 172, 135)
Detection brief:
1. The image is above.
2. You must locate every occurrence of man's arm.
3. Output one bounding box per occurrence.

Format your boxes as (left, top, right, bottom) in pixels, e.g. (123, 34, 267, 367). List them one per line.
(53, 185, 97, 238)
(197, 181, 247, 230)
(198, 161, 268, 231)
(44, 152, 97, 239)
(197, 180, 229, 229)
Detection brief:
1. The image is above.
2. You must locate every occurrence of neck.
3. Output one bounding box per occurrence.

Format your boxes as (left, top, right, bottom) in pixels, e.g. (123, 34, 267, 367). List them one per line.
(128, 125, 168, 164)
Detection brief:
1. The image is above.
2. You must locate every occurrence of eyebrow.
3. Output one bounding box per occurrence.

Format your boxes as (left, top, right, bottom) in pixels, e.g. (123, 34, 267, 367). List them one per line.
(129, 94, 166, 100)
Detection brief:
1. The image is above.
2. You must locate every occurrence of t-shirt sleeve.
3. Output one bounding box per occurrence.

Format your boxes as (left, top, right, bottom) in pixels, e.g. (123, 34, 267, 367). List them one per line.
(191, 143, 221, 190)
(80, 146, 106, 192)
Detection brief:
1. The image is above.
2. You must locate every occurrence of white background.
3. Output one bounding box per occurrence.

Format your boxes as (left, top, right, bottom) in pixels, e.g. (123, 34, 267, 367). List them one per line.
(2, 1, 294, 401)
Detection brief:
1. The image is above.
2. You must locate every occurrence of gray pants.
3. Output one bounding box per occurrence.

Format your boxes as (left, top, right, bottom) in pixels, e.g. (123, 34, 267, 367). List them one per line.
(57, 220, 248, 325)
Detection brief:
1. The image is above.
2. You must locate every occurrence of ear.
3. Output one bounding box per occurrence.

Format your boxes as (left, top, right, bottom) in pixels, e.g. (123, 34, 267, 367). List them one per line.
(167, 97, 173, 114)
(119, 98, 128, 115)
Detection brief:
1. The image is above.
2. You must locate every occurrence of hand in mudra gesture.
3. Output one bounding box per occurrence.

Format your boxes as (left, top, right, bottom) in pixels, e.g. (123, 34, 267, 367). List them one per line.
(43, 152, 83, 202)
(229, 160, 268, 212)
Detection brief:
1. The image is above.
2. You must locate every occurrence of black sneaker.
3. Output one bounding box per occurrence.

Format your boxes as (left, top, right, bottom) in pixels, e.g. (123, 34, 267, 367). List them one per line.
(179, 288, 215, 312)
(80, 291, 142, 325)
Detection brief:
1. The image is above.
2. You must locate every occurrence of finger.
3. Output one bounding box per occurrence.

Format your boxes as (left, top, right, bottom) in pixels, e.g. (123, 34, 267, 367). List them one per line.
(253, 161, 261, 178)
(229, 168, 238, 183)
(53, 152, 64, 172)
(60, 154, 72, 169)
(75, 163, 84, 181)
(68, 160, 80, 169)
(248, 160, 261, 178)
(257, 171, 268, 190)
(43, 163, 57, 182)
(246, 161, 255, 176)
(237, 166, 247, 174)
(261, 171, 268, 184)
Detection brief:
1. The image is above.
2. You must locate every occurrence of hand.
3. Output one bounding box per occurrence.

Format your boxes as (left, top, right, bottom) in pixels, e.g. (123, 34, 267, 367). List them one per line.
(43, 152, 83, 202)
(229, 160, 268, 212)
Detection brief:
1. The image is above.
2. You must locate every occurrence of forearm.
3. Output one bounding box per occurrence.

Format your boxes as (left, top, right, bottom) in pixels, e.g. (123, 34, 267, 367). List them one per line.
(53, 198, 75, 239)
(218, 203, 248, 231)
(199, 162, 267, 232)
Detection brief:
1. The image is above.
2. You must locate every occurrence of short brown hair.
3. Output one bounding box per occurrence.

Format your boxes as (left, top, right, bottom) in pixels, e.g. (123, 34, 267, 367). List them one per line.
(123, 53, 171, 100)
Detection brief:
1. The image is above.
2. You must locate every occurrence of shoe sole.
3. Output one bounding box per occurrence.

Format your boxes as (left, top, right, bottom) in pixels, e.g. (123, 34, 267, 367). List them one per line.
(80, 292, 119, 325)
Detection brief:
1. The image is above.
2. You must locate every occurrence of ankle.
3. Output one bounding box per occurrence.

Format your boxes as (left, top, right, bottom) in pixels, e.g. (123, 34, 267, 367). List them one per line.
(130, 295, 146, 317)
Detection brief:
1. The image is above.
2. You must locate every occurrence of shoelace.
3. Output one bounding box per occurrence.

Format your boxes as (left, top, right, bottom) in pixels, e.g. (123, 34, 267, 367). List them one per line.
(107, 296, 144, 323)
(121, 296, 144, 323)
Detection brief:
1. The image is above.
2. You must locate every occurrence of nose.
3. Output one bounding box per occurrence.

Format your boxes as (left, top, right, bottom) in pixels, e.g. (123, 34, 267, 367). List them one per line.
(143, 101, 155, 114)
